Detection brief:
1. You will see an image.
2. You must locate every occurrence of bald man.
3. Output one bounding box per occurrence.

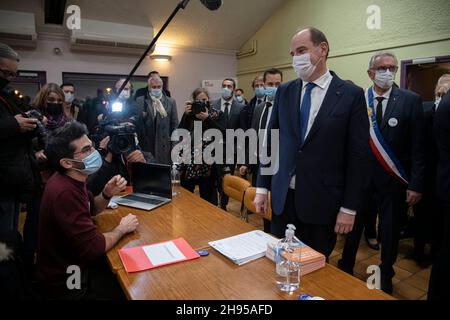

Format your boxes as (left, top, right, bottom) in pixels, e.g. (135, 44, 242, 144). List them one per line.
(254, 28, 369, 259)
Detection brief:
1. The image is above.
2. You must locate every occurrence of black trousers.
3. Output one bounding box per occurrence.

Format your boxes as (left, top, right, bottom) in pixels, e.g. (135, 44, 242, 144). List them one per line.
(340, 181, 407, 279)
(271, 189, 337, 259)
(181, 176, 218, 206)
(218, 164, 236, 210)
(428, 204, 450, 300)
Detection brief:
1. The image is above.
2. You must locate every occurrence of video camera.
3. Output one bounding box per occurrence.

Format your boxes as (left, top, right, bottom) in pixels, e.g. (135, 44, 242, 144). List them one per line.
(93, 100, 138, 156)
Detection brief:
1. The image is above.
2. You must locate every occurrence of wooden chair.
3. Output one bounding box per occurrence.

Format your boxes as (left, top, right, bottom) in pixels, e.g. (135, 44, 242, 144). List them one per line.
(222, 175, 251, 220)
(243, 187, 272, 223)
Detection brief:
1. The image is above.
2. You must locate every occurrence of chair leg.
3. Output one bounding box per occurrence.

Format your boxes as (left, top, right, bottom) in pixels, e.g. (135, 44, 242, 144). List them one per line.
(240, 207, 249, 223)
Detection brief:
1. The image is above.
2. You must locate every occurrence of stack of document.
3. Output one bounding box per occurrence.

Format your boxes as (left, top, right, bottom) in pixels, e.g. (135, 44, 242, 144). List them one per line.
(209, 230, 278, 266)
(266, 240, 326, 275)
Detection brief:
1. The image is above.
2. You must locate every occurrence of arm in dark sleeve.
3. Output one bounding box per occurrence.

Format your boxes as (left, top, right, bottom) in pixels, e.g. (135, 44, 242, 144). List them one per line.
(0, 114, 20, 140)
(54, 191, 106, 263)
(342, 89, 370, 212)
(178, 113, 193, 130)
(408, 95, 426, 193)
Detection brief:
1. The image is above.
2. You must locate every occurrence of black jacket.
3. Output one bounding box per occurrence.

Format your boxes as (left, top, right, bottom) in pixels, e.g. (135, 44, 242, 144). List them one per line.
(0, 89, 39, 201)
(370, 87, 425, 193)
(434, 92, 450, 206)
(257, 73, 370, 225)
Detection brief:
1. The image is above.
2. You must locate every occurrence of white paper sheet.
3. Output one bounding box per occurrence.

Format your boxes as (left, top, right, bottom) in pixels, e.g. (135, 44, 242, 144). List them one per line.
(143, 241, 187, 267)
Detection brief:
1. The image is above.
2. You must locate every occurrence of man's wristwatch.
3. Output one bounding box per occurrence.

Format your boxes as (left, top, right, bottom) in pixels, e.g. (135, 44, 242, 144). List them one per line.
(102, 190, 112, 201)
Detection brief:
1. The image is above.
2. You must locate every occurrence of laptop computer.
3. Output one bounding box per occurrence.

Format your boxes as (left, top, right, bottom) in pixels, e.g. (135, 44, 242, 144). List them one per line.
(113, 162, 172, 211)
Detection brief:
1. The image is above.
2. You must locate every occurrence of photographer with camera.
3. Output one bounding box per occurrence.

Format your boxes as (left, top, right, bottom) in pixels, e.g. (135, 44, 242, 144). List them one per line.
(136, 75, 178, 165)
(177, 88, 225, 205)
(87, 79, 154, 196)
(0, 43, 42, 240)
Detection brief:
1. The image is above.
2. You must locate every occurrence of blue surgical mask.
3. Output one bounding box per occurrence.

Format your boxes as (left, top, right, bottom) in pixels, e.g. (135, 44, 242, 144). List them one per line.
(236, 96, 244, 103)
(71, 150, 102, 176)
(150, 89, 162, 98)
(255, 87, 265, 99)
(265, 87, 278, 100)
(222, 87, 233, 100)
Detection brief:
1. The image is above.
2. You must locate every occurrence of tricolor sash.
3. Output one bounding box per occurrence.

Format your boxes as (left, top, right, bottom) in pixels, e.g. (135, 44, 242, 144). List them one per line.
(365, 87, 409, 185)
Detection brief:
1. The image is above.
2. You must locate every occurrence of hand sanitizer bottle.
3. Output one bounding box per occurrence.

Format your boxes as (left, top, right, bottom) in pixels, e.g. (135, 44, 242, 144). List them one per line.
(275, 224, 302, 292)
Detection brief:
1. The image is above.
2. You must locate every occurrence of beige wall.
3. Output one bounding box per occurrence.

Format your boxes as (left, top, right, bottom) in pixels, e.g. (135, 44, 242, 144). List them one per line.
(237, 0, 450, 95)
(14, 36, 237, 119)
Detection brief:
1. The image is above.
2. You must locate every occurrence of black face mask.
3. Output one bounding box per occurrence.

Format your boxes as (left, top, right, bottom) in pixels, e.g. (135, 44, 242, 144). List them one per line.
(0, 77, 10, 91)
(46, 103, 63, 116)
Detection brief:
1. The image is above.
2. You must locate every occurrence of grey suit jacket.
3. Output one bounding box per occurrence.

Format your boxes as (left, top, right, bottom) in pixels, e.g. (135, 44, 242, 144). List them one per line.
(136, 94, 179, 165)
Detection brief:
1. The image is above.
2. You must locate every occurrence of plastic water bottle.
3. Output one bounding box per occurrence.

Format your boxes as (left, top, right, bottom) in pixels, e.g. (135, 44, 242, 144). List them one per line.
(275, 224, 302, 293)
(171, 164, 181, 196)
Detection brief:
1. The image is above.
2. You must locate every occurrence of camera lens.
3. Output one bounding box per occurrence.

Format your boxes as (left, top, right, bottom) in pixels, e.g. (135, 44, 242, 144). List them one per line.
(116, 136, 130, 152)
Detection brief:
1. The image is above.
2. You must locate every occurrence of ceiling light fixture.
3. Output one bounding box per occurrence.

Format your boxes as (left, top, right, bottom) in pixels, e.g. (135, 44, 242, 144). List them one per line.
(150, 54, 172, 62)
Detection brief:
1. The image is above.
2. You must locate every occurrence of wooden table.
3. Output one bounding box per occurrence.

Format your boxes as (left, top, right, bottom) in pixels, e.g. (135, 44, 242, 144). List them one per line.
(95, 189, 255, 272)
(96, 189, 393, 300)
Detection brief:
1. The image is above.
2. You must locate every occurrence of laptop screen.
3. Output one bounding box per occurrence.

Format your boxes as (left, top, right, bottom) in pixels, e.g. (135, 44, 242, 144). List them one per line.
(130, 163, 172, 199)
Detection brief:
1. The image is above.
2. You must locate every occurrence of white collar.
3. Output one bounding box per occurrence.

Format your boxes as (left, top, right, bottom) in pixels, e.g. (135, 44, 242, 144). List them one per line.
(372, 86, 392, 100)
(221, 98, 233, 105)
(303, 69, 333, 90)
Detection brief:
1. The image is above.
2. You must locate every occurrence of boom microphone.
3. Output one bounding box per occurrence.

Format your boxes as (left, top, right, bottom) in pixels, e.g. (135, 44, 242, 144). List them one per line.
(200, 0, 223, 11)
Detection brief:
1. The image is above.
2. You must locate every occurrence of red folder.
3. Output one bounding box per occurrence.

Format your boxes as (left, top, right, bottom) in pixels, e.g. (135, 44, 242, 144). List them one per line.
(118, 238, 200, 273)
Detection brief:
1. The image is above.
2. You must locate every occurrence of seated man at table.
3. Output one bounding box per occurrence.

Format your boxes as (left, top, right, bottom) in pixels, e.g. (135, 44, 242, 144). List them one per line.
(36, 121, 139, 300)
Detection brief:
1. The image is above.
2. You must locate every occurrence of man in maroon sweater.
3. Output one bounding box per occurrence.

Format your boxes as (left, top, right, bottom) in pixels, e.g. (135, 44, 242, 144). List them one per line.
(36, 121, 139, 300)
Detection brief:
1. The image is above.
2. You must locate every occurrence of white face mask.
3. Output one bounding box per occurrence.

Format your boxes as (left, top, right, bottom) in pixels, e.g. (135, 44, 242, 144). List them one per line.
(292, 53, 318, 81)
(374, 70, 395, 89)
(64, 92, 74, 104)
(119, 89, 131, 100)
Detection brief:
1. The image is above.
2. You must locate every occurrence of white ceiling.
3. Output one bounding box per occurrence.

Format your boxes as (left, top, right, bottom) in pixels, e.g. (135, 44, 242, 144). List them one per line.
(0, 0, 286, 51)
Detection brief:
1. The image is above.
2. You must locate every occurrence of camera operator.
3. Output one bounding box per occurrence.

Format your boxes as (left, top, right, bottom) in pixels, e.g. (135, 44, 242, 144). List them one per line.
(135, 75, 178, 165)
(0, 43, 41, 234)
(87, 79, 154, 196)
(61, 82, 83, 121)
(177, 88, 225, 205)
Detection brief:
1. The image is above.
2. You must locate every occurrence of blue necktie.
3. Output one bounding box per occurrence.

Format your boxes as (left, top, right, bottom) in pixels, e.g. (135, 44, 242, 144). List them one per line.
(300, 82, 317, 144)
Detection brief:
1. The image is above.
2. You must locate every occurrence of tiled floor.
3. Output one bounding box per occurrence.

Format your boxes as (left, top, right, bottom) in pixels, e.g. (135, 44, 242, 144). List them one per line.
(225, 197, 433, 300)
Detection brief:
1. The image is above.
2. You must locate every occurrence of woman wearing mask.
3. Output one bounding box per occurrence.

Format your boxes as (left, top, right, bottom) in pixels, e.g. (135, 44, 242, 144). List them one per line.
(177, 88, 225, 205)
(20, 83, 68, 272)
(34, 83, 68, 132)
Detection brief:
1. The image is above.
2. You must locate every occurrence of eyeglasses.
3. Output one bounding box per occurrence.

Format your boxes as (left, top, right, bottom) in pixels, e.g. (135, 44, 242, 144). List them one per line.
(373, 66, 398, 73)
(73, 145, 95, 156)
(0, 69, 17, 79)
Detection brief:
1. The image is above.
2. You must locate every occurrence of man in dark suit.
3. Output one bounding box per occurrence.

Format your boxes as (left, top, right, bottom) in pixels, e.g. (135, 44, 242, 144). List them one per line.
(134, 71, 171, 101)
(428, 91, 450, 300)
(239, 69, 283, 232)
(254, 27, 369, 260)
(210, 78, 245, 210)
(338, 51, 425, 294)
(240, 76, 265, 130)
(240, 68, 284, 187)
(413, 77, 449, 263)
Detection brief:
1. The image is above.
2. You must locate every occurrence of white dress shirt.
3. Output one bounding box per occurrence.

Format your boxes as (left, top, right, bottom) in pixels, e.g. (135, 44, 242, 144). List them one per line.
(220, 98, 233, 113)
(256, 70, 357, 216)
(372, 86, 392, 117)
